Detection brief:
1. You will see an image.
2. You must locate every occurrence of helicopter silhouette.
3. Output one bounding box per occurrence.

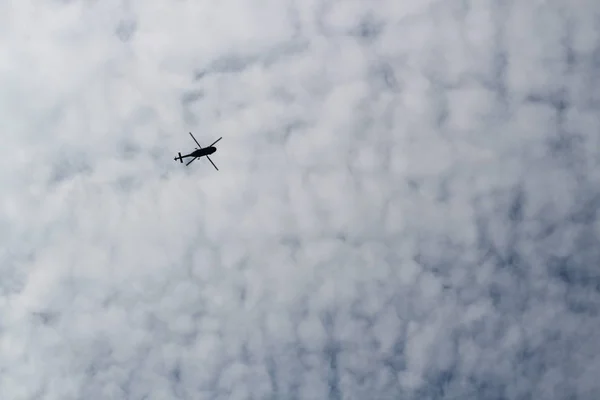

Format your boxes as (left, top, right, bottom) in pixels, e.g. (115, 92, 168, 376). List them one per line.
(174, 132, 222, 170)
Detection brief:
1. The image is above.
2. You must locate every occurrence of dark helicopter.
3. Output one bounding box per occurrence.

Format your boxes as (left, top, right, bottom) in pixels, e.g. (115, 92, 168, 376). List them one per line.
(174, 132, 222, 170)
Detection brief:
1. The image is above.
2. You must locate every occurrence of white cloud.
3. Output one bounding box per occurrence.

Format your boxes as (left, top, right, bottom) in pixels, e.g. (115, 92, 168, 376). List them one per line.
(2, 0, 600, 399)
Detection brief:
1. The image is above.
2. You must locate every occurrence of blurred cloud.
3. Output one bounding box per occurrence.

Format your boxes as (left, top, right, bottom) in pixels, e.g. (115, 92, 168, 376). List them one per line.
(1, 0, 600, 399)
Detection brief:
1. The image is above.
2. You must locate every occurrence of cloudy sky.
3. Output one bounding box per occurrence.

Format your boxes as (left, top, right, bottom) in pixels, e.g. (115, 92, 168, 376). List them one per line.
(2, 0, 600, 399)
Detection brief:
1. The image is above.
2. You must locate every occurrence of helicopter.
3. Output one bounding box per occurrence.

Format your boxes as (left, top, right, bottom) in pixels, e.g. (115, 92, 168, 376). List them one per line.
(174, 132, 222, 170)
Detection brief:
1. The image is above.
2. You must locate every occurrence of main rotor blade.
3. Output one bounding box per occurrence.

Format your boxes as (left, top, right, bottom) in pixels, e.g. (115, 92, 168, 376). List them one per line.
(206, 156, 219, 171)
(186, 156, 198, 166)
(208, 137, 222, 147)
(189, 132, 201, 148)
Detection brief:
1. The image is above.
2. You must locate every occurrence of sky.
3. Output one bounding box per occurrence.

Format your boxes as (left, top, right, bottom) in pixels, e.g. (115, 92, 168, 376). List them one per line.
(1, 0, 600, 399)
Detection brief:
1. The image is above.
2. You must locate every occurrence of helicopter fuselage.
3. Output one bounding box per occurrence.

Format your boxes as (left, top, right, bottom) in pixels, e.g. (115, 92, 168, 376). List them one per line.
(188, 146, 216, 158)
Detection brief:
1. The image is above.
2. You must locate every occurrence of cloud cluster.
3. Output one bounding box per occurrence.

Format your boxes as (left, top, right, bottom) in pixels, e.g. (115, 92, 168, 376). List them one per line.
(1, 0, 599, 399)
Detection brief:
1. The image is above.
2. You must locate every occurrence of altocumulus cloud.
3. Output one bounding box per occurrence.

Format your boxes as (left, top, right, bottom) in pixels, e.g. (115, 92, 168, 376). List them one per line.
(1, 0, 600, 399)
